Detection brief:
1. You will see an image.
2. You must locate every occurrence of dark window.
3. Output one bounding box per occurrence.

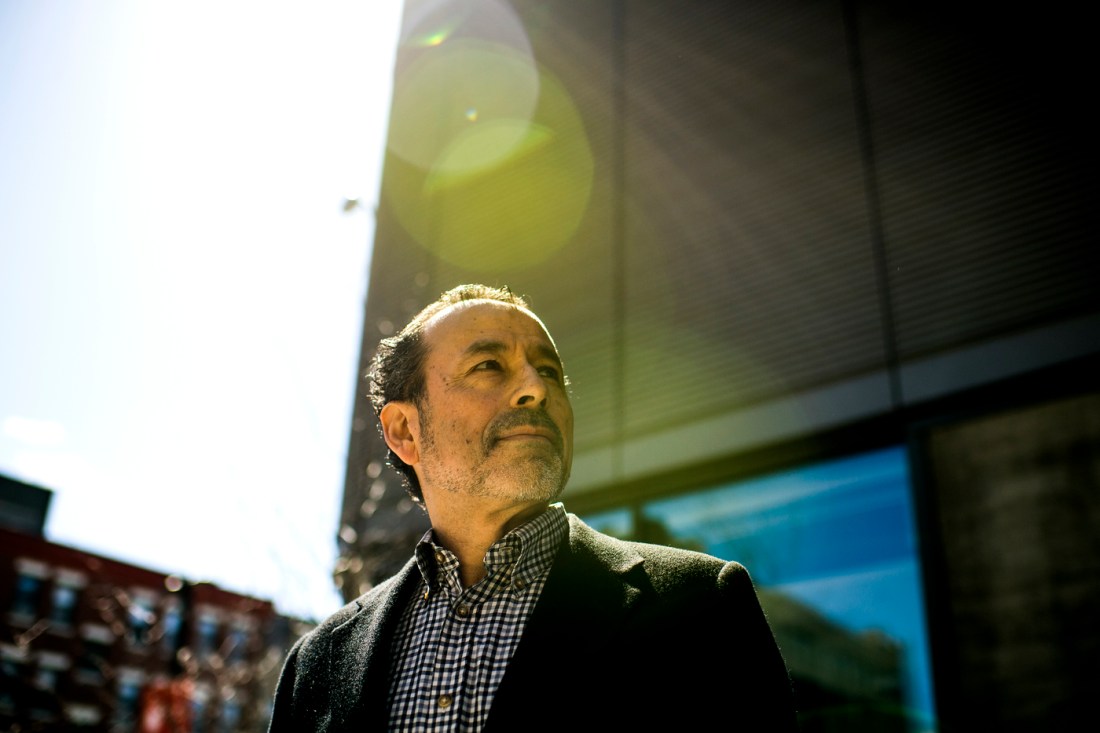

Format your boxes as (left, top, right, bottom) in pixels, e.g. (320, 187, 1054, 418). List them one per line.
(75, 628, 113, 686)
(195, 614, 219, 657)
(160, 604, 183, 653)
(127, 594, 156, 646)
(113, 676, 142, 732)
(219, 699, 241, 732)
(49, 583, 79, 627)
(226, 623, 251, 663)
(10, 571, 45, 619)
(191, 695, 208, 733)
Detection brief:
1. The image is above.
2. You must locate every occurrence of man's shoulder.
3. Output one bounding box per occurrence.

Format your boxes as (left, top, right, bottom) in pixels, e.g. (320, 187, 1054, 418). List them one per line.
(296, 558, 417, 647)
(565, 513, 749, 590)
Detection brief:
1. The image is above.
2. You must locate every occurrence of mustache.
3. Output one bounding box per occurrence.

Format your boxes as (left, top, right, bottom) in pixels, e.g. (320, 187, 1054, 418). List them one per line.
(486, 409, 565, 454)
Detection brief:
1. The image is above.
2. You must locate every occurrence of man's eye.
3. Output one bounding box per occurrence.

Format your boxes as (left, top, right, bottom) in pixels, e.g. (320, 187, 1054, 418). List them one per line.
(537, 365, 561, 381)
(473, 360, 502, 371)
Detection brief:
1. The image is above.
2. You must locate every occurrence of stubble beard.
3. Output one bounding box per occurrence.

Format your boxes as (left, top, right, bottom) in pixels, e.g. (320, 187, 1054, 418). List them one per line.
(466, 450, 566, 503)
(418, 408, 568, 503)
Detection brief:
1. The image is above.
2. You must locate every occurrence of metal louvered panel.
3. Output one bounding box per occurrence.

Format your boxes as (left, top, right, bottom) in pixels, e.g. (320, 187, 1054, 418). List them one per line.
(351, 0, 1100, 508)
(860, 2, 1098, 359)
(620, 0, 887, 439)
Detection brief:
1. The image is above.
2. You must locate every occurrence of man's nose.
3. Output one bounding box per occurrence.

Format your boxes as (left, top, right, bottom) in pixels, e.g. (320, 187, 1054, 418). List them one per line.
(512, 364, 548, 408)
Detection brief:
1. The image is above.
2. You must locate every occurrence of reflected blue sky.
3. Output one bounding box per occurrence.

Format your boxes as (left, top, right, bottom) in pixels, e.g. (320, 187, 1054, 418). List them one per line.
(588, 447, 937, 729)
(662, 449, 919, 586)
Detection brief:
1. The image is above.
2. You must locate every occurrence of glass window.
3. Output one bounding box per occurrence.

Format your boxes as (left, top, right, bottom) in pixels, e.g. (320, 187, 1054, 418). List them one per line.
(219, 699, 241, 732)
(50, 584, 79, 627)
(226, 623, 251, 664)
(113, 673, 142, 732)
(603, 447, 936, 732)
(0, 649, 32, 715)
(11, 573, 43, 617)
(578, 506, 632, 539)
(195, 612, 220, 657)
(191, 695, 209, 733)
(32, 651, 68, 694)
(32, 665, 59, 693)
(75, 625, 114, 686)
(127, 592, 157, 647)
(9, 559, 49, 620)
(160, 603, 183, 654)
(49, 570, 86, 629)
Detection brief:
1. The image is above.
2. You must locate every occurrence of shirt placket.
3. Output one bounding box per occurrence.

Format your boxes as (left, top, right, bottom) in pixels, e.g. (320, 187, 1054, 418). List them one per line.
(425, 553, 478, 732)
(391, 508, 566, 732)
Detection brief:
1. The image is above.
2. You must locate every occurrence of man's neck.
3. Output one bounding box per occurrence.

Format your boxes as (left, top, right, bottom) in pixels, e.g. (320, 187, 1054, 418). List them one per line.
(425, 497, 550, 587)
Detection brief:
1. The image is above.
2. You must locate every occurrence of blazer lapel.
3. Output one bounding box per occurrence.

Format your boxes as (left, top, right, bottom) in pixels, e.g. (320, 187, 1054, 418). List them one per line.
(327, 559, 420, 730)
(485, 515, 647, 730)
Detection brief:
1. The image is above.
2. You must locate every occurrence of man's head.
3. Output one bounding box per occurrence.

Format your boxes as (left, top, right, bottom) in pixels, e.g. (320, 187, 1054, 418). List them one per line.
(368, 284, 573, 506)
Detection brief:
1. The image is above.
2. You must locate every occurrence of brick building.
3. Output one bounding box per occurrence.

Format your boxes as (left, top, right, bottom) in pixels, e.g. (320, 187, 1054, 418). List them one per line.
(1, 479, 310, 732)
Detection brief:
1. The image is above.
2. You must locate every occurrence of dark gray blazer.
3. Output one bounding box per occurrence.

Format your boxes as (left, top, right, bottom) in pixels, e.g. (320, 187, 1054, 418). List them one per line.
(269, 514, 798, 731)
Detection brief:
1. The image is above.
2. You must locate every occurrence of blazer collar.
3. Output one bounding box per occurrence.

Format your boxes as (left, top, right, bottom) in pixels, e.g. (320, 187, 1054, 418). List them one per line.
(528, 513, 647, 639)
(327, 557, 420, 730)
(485, 514, 649, 729)
(322, 514, 649, 731)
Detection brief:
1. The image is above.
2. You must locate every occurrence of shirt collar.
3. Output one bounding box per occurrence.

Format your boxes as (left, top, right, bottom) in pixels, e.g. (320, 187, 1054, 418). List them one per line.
(414, 502, 568, 596)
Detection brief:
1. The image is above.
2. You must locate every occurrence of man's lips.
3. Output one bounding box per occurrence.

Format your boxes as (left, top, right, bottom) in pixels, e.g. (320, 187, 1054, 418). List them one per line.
(497, 431, 554, 443)
(486, 410, 565, 454)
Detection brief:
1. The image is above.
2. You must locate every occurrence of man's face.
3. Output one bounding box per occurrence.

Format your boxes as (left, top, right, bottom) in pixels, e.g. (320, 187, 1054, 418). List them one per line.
(412, 300, 574, 507)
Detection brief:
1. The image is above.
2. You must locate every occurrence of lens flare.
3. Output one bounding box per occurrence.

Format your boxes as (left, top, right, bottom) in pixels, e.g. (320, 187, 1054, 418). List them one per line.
(383, 67, 594, 272)
(418, 28, 453, 47)
(388, 40, 541, 173)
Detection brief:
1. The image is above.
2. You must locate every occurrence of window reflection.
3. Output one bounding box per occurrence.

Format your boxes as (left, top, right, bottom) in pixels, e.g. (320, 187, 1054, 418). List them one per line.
(113, 669, 143, 731)
(160, 600, 183, 654)
(579, 507, 632, 540)
(9, 558, 49, 621)
(127, 591, 157, 648)
(586, 447, 937, 732)
(195, 609, 221, 658)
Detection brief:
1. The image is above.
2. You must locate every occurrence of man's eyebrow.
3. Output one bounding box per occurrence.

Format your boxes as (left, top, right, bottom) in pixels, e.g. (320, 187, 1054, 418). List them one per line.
(461, 339, 563, 369)
(533, 343, 564, 371)
(462, 339, 508, 359)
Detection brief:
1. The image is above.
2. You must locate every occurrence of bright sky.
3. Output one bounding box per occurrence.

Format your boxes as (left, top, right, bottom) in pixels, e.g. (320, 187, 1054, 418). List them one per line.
(0, 1, 404, 621)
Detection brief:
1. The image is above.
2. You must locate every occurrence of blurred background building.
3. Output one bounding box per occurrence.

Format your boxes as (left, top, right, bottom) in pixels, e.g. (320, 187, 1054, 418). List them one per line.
(1, 475, 314, 732)
(335, 1, 1098, 732)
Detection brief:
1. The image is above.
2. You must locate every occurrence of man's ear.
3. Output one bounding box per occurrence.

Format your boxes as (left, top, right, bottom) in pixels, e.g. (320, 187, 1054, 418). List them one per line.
(380, 401, 420, 466)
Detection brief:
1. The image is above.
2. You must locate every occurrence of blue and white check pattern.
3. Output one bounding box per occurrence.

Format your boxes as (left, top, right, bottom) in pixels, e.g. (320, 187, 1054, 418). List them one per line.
(386, 503, 568, 732)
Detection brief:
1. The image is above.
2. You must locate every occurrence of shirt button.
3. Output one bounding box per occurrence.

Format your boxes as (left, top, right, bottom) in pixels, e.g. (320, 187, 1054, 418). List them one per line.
(455, 604, 469, 618)
(437, 694, 453, 709)
(434, 551, 446, 563)
(514, 578, 526, 590)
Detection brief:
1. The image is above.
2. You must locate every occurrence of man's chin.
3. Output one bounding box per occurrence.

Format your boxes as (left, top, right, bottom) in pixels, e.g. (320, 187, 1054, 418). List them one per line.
(492, 459, 566, 502)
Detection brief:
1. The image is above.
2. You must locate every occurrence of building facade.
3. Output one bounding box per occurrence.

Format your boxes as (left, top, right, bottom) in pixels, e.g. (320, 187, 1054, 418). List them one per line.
(337, 2, 1099, 731)
(0, 481, 311, 732)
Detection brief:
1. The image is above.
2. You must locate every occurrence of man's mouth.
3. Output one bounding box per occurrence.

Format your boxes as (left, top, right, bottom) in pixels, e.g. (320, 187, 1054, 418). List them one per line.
(498, 432, 553, 444)
(487, 410, 564, 455)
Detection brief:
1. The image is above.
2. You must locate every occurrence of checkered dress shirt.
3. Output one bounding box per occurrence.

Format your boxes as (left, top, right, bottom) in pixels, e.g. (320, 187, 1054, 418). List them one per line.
(385, 503, 568, 732)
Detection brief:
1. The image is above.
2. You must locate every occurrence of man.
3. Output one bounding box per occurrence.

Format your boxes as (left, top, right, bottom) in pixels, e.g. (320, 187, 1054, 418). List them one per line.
(270, 284, 798, 731)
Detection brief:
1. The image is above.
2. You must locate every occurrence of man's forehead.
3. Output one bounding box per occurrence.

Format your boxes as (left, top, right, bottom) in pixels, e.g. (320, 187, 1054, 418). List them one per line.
(422, 299, 559, 354)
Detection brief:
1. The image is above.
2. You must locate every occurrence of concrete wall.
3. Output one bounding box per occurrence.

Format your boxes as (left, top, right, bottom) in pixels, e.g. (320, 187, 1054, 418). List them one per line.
(922, 392, 1100, 731)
